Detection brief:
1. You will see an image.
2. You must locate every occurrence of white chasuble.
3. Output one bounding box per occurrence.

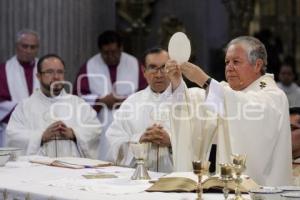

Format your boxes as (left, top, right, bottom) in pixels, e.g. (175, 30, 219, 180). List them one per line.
(207, 74, 293, 186)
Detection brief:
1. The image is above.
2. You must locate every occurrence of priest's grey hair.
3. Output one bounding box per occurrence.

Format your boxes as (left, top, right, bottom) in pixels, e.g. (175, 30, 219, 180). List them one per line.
(16, 29, 40, 43)
(225, 36, 267, 74)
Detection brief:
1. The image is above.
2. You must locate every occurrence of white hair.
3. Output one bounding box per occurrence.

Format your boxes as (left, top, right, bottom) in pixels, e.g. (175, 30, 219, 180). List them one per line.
(226, 36, 268, 74)
(16, 29, 40, 43)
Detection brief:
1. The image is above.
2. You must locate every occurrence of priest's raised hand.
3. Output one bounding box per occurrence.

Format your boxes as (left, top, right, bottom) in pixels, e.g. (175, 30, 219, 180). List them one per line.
(165, 59, 181, 90)
(179, 62, 210, 88)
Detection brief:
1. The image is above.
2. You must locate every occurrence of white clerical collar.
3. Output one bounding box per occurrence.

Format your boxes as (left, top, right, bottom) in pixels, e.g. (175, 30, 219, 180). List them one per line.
(146, 85, 172, 101)
(242, 73, 275, 92)
(37, 88, 66, 103)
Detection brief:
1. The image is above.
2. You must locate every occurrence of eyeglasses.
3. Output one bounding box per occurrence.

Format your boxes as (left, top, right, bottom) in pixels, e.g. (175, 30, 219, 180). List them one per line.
(19, 44, 39, 50)
(40, 69, 65, 76)
(146, 64, 166, 74)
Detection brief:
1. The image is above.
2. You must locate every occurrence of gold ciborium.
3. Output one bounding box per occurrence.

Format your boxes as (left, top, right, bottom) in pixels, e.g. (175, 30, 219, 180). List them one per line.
(231, 154, 248, 200)
(130, 142, 151, 180)
(192, 160, 210, 200)
(219, 163, 233, 200)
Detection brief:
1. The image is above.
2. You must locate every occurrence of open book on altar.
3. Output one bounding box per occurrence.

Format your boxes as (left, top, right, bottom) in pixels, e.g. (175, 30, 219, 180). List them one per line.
(146, 172, 259, 193)
(29, 156, 112, 169)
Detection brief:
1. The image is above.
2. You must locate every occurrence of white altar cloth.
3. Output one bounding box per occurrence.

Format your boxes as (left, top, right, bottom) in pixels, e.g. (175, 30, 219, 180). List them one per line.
(0, 159, 249, 200)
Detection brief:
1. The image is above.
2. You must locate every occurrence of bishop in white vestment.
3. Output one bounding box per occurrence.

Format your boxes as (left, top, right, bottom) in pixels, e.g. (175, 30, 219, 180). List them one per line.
(166, 36, 292, 186)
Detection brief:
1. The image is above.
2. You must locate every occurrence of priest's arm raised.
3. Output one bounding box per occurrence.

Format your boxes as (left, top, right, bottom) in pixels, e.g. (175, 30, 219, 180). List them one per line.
(169, 57, 292, 186)
(165, 60, 218, 171)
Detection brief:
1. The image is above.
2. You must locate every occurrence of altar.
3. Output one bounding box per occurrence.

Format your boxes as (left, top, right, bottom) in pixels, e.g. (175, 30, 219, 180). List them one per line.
(0, 158, 250, 200)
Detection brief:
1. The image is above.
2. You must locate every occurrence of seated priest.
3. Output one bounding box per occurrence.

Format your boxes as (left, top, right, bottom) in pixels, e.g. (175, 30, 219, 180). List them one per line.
(73, 30, 144, 160)
(105, 47, 214, 172)
(0, 29, 40, 147)
(105, 47, 173, 172)
(6, 54, 101, 158)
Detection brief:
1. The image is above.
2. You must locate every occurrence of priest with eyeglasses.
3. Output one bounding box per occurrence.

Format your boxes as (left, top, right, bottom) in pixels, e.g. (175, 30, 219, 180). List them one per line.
(6, 54, 101, 158)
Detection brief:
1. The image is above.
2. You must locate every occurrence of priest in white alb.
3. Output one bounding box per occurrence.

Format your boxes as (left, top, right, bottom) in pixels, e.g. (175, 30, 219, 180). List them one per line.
(105, 48, 173, 172)
(0, 29, 40, 147)
(166, 36, 293, 186)
(105, 48, 215, 172)
(6, 54, 101, 158)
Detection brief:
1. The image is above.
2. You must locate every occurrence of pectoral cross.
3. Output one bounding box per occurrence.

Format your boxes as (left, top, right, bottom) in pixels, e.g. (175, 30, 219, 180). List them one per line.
(259, 81, 266, 89)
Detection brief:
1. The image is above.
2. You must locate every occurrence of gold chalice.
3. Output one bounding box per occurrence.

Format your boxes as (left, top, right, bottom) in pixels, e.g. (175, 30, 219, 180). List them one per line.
(231, 154, 248, 200)
(219, 163, 233, 200)
(192, 160, 210, 200)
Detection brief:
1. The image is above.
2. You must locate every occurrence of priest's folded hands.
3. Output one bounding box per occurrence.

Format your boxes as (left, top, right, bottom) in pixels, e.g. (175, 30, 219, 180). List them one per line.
(139, 124, 171, 147)
(41, 121, 76, 144)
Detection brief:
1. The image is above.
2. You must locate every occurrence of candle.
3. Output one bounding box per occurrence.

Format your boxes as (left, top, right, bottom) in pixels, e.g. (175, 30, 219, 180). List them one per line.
(192, 160, 210, 175)
(220, 164, 233, 179)
(232, 154, 246, 166)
